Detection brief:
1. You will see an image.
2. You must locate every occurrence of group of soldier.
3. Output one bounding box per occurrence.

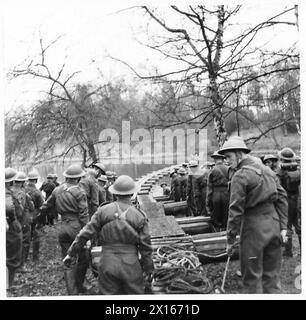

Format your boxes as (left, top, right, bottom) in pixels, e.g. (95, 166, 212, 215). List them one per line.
(163, 137, 300, 293)
(5, 135, 301, 295)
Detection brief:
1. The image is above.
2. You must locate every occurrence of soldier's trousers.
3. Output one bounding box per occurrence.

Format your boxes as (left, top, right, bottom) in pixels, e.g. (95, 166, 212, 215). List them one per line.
(58, 219, 89, 295)
(240, 209, 282, 293)
(187, 196, 196, 217)
(6, 220, 23, 287)
(21, 223, 31, 265)
(98, 247, 144, 295)
(195, 192, 207, 216)
(31, 222, 42, 261)
(285, 194, 301, 254)
(211, 190, 229, 229)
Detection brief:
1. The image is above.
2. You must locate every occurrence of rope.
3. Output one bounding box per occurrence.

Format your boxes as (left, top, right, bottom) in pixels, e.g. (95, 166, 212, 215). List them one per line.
(152, 244, 213, 294)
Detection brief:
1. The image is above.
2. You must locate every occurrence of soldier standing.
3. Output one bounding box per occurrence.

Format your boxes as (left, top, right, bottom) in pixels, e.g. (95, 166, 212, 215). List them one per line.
(172, 168, 187, 201)
(206, 151, 230, 230)
(25, 171, 45, 262)
(79, 168, 99, 219)
(40, 173, 56, 225)
(6, 168, 23, 288)
(97, 175, 108, 205)
(40, 164, 89, 295)
(105, 171, 115, 202)
(12, 172, 35, 270)
(186, 161, 198, 216)
(169, 169, 178, 200)
(63, 175, 154, 295)
(160, 182, 171, 197)
(262, 154, 279, 172)
(219, 136, 288, 293)
(277, 147, 301, 256)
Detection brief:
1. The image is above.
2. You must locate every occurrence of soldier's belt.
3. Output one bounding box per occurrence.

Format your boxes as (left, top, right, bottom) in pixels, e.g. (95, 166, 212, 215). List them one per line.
(245, 201, 275, 216)
(102, 243, 137, 254)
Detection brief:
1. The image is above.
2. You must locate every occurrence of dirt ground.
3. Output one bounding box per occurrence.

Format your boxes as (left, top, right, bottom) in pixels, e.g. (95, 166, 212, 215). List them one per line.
(7, 223, 301, 297)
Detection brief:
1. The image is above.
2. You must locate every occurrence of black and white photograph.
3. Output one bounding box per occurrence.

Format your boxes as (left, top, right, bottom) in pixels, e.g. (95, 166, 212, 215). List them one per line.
(1, 0, 302, 299)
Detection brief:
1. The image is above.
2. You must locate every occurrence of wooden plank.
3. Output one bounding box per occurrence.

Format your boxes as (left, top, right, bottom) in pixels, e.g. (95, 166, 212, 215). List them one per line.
(180, 222, 211, 235)
(192, 231, 227, 240)
(148, 216, 185, 238)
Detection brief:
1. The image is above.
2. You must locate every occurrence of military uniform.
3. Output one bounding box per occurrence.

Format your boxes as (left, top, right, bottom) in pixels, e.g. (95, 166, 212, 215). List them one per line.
(277, 165, 301, 255)
(193, 171, 209, 216)
(172, 174, 187, 201)
(68, 200, 154, 294)
(25, 183, 44, 261)
(12, 186, 35, 266)
(41, 182, 89, 295)
(186, 175, 196, 216)
(79, 175, 99, 217)
(206, 164, 230, 228)
(40, 180, 57, 225)
(6, 186, 23, 286)
(98, 185, 107, 205)
(227, 156, 288, 293)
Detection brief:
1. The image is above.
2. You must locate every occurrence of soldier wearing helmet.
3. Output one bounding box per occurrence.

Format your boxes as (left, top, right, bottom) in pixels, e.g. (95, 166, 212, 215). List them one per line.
(219, 136, 288, 293)
(64, 175, 154, 295)
(169, 168, 178, 200)
(25, 170, 44, 262)
(206, 151, 230, 230)
(39, 173, 57, 225)
(276, 147, 301, 257)
(12, 172, 35, 271)
(105, 171, 115, 202)
(160, 182, 171, 197)
(40, 164, 89, 295)
(91, 162, 106, 177)
(172, 167, 187, 202)
(262, 154, 279, 172)
(5, 168, 23, 287)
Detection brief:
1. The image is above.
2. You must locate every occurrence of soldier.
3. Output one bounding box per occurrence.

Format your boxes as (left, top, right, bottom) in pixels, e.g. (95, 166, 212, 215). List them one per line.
(97, 175, 108, 205)
(25, 171, 45, 262)
(63, 175, 154, 295)
(277, 147, 301, 257)
(12, 172, 35, 270)
(169, 169, 178, 200)
(40, 164, 89, 295)
(219, 136, 288, 293)
(172, 168, 187, 201)
(188, 161, 209, 216)
(51, 173, 60, 187)
(206, 151, 230, 230)
(79, 168, 99, 219)
(160, 182, 171, 196)
(186, 161, 198, 217)
(6, 168, 23, 288)
(105, 171, 115, 202)
(91, 162, 106, 177)
(40, 173, 56, 225)
(262, 154, 279, 172)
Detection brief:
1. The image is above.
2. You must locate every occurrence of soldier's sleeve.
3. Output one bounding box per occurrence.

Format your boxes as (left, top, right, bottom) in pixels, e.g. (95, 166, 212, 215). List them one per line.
(35, 190, 44, 208)
(138, 213, 154, 274)
(273, 175, 288, 230)
(227, 171, 247, 245)
(206, 171, 213, 215)
(67, 208, 103, 257)
(77, 189, 89, 227)
(91, 181, 99, 213)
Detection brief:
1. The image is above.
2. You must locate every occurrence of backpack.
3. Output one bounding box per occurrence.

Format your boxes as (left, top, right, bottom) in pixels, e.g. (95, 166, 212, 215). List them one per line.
(284, 170, 300, 194)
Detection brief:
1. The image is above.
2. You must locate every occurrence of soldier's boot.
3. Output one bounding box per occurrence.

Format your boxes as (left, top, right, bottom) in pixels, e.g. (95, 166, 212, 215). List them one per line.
(8, 267, 16, 288)
(64, 268, 78, 296)
(283, 237, 293, 257)
(32, 241, 40, 262)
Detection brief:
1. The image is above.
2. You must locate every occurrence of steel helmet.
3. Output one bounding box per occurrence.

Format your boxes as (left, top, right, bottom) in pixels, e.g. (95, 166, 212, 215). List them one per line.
(28, 171, 39, 180)
(92, 162, 106, 173)
(160, 182, 168, 187)
(178, 168, 186, 174)
(211, 151, 225, 159)
(98, 175, 108, 182)
(47, 173, 54, 179)
(218, 136, 250, 155)
(15, 171, 28, 182)
(106, 171, 113, 178)
(5, 168, 18, 183)
(278, 147, 296, 161)
(63, 164, 85, 179)
(263, 154, 278, 163)
(52, 173, 58, 178)
(188, 160, 198, 167)
(108, 175, 137, 195)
